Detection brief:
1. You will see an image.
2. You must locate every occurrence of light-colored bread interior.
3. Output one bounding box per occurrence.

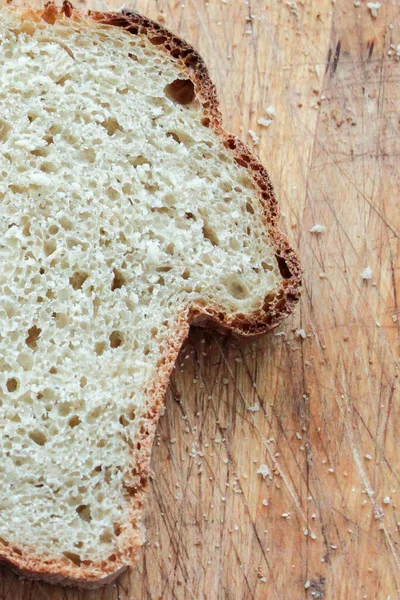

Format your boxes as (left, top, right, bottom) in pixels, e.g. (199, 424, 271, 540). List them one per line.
(0, 8, 282, 570)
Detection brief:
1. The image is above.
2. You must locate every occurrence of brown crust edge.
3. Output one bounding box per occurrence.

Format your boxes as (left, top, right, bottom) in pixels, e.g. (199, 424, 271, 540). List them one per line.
(0, 1, 302, 588)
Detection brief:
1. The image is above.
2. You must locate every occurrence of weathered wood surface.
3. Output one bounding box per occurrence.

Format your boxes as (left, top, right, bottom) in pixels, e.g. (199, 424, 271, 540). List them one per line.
(1, 0, 400, 598)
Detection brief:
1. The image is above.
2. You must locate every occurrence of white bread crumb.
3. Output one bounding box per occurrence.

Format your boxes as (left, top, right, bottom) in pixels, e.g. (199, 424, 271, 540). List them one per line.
(309, 224, 326, 234)
(296, 329, 307, 339)
(362, 266, 373, 280)
(367, 2, 381, 17)
(257, 464, 270, 478)
(257, 117, 273, 128)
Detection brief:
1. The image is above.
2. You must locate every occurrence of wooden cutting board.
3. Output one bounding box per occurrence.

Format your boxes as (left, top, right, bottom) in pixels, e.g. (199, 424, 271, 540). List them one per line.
(1, 1, 400, 598)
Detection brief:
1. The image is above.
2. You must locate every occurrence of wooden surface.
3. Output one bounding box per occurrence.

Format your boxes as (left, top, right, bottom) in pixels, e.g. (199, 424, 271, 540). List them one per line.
(2, 0, 400, 598)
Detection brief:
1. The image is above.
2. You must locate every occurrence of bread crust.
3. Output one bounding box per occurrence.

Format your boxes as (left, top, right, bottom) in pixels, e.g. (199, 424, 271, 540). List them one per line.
(0, 1, 302, 587)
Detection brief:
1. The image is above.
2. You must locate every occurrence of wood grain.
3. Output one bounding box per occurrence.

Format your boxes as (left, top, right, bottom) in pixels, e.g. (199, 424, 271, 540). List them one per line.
(1, 0, 400, 598)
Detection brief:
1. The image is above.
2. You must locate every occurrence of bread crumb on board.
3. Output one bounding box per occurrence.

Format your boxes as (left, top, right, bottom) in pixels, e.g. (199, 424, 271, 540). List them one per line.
(247, 403, 260, 412)
(309, 223, 326, 234)
(295, 328, 307, 339)
(361, 266, 373, 280)
(367, 2, 381, 18)
(257, 464, 270, 478)
(257, 117, 273, 128)
(248, 129, 260, 145)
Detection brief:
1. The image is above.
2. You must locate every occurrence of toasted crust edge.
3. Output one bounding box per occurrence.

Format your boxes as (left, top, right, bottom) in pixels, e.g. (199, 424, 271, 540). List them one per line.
(0, 1, 302, 588)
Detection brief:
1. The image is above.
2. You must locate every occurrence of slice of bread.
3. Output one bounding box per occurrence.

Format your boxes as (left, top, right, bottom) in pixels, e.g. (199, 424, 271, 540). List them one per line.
(0, 1, 301, 587)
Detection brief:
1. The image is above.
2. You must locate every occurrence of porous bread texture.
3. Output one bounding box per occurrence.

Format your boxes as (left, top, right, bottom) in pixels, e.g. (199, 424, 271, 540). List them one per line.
(0, 4, 300, 586)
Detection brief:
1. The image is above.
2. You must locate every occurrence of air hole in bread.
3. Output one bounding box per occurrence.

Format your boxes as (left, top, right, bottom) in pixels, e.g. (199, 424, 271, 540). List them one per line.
(44, 240, 56, 256)
(76, 504, 92, 523)
(63, 551, 81, 566)
(166, 131, 181, 143)
(25, 325, 41, 350)
(54, 313, 68, 328)
(48, 224, 59, 235)
(18, 352, 33, 371)
(100, 117, 123, 136)
(95, 341, 106, 356)
(222, 275, 249, 300)
(109, 331, 123, 349)
(58, 402, 72, 417)
(100, 531, 112, 544)
(0, 119, 11, 142)
(68, 416, 81, 428)
(181, 268, 190, 280)
(69, 271, 89, 291)
(164, 78, 195, 105)
(275, 254, 292, 279)
(59, 215, 73, 230)
(150, 35, 167, 46)
(6, 378, 18, 393)
(235, 157, 247, 168)
(29, 430, 47, 446)
(56, 74, 71, 87)
(111, 268, 125, 291)
(40, 161, 56, 173)
(202, 224, 219, 246)
(261, 261, 273, 272)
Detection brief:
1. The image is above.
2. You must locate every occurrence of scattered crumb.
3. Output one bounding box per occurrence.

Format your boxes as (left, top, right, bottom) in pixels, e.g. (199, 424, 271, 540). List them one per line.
(361, 266, 373, 280)
(305, 580, 311, 589)
(262, 499, 269, 506)
(296, 432, 303, 440)
(247, 403, 260, 413)
(274, 331, 286, 337)
(309, 223, 326, 234)
(295, 329, 307, 339)
(365, 454, 373, 461)
(367, 2, 381, 18)
(383, 496, 391, 505)
(397, 44, 400, 57)
(354, 0, 360, 5)
(319, 272, 326, 278)
(282, 512, 290, 518)
(265, 106, 275, 119)
(257, 117, 273, 128)
(248, 129, 260, 145)
(310, 532, 317, 539)
(285, 1, 300, 19)
(257, 464, 270, 479)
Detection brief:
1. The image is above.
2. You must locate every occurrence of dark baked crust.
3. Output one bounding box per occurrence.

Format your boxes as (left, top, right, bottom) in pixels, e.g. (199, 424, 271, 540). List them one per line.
(0, 1, 302, 587)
